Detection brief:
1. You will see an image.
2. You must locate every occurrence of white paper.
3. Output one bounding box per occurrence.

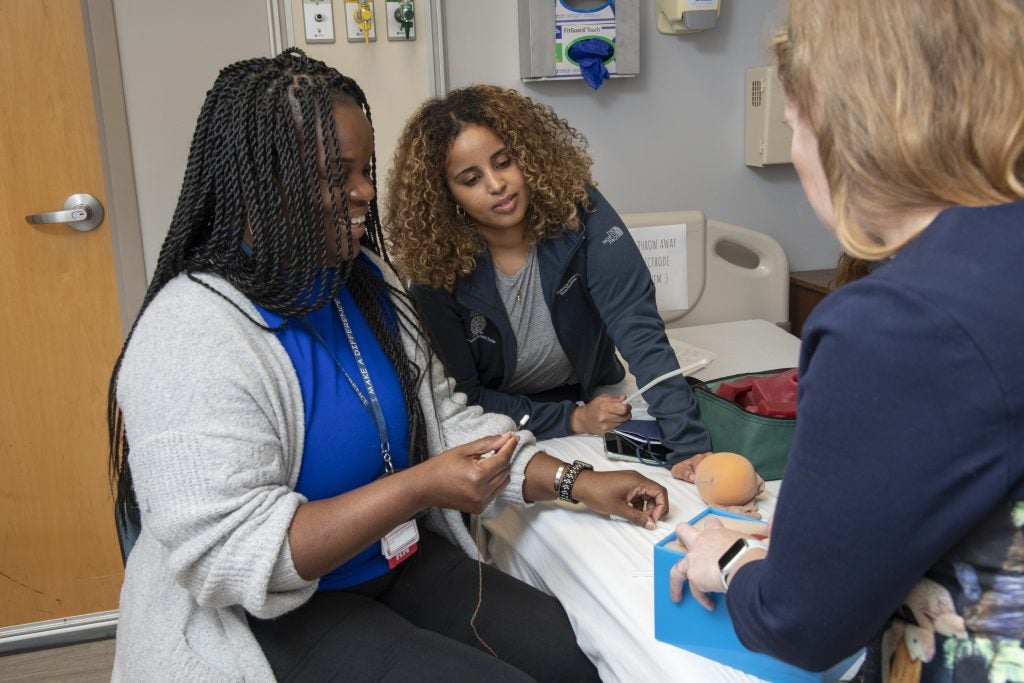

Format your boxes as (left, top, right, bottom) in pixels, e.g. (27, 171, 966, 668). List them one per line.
(629, 223, 688, 310)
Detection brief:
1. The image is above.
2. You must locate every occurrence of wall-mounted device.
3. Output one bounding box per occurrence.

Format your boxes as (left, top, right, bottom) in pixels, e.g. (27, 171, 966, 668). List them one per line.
(345, 0, 376, 43)
(518, 0, 639, 84)
(655, 0, 720, 35)
(744, 65, 792, 167)
(386, 0, 416, 40)
(303, 0, 336, 43)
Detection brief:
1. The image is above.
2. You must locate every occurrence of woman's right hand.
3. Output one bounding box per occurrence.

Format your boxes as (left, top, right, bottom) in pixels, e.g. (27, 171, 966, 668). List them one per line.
(669, 451, 713, 483)
(570, 394, 631, 435)
(417, 434, 519, 513)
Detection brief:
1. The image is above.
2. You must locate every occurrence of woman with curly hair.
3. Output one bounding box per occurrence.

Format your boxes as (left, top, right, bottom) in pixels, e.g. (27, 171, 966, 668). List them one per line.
(107, 51, 669, 680)
(386, 85, 710, 463)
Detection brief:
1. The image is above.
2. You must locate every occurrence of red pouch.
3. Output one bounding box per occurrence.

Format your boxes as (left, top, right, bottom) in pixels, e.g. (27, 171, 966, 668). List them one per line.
(716, 369, 798, 418)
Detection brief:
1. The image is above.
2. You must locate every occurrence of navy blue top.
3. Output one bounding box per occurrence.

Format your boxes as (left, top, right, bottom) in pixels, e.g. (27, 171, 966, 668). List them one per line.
(726, 201, 1024, 679)
(255, 260, 410, 590)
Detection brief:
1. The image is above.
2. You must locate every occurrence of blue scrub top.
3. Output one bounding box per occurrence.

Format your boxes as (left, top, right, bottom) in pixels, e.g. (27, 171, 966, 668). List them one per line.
(255, 262, 410, 589)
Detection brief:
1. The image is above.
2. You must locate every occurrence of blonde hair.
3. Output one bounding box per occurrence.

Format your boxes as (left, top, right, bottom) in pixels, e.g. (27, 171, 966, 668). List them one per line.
(773, 0, 1024, 260)
(384, 85, 593, 289)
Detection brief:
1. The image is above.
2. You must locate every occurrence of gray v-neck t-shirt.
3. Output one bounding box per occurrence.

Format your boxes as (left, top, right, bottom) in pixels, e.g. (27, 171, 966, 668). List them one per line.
(494, 245, 577, 394)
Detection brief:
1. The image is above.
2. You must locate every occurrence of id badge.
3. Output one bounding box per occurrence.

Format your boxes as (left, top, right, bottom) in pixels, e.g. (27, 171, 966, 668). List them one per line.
(381, 519, 419, 569)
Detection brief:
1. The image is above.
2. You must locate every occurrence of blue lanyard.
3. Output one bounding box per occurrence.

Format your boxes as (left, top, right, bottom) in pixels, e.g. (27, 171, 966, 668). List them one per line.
(296, 298, 394, 475)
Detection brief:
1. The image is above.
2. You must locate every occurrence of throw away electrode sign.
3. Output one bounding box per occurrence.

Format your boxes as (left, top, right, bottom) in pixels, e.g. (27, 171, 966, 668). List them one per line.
(629, 224, 689, 310)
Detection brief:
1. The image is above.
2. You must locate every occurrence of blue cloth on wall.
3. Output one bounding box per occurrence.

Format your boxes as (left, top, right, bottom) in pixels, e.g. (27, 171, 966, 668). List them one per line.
(568, 38, 613, 89)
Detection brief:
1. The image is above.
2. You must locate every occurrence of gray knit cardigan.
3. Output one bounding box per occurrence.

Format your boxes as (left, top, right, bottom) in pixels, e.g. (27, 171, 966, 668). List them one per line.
(112, 253, 538, 681)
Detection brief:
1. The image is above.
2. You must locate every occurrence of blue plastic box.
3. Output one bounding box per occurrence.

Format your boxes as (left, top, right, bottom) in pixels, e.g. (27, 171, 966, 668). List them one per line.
(653, 508, 861, 682)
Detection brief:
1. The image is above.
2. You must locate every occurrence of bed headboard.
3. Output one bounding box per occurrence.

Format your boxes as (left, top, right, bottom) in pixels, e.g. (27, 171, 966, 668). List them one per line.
(619, 210, 790, 329)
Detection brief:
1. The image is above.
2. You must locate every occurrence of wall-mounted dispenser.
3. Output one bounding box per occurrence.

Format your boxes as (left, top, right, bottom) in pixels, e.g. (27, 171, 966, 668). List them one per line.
(518, 0, 639, 87)
(655, 0, 720, 35)
(744, 65, 792, 167)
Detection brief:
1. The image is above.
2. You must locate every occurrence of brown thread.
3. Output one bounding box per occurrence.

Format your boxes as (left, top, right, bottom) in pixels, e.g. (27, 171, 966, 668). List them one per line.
(469, 557, 498, 657)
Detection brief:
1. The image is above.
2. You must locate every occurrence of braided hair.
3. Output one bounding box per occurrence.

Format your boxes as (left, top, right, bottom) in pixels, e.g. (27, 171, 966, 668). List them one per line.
(108, 48, 430, 528)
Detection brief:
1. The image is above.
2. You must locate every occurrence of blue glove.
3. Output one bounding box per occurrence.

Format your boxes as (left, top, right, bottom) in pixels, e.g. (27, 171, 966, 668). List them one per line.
(567, 38, 614, 90)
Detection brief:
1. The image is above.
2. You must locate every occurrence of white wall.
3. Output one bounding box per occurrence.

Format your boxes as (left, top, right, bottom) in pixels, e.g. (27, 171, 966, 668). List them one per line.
(113, 0, 274, 278)
(443, 1, 840, 271)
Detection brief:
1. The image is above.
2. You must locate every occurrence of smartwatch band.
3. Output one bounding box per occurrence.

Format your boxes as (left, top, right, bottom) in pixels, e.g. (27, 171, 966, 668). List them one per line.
(718, 538, 768, 589)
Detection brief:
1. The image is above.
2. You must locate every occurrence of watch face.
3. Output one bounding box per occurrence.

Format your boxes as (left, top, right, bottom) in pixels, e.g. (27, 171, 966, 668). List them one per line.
(717, 538, 747, 570)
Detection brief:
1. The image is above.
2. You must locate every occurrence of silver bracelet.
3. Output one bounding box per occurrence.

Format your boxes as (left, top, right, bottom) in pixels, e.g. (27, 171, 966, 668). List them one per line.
(552, 464, 567, 494)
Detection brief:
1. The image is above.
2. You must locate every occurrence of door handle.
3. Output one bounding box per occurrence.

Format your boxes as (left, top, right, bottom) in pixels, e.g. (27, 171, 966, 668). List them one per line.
(25, 193, 104, 232)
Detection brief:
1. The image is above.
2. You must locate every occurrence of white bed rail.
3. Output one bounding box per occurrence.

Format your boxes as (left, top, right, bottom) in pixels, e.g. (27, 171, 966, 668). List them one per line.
(620, 210, 789, 329)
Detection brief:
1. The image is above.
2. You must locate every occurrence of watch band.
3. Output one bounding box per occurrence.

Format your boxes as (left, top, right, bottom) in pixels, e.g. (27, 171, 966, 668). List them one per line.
(718, 538, 768, 590)
(558, 460, 594, 504)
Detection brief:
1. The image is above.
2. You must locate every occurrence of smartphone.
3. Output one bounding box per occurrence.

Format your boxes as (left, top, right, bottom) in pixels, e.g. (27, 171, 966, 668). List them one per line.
(603, 431, 671, 466)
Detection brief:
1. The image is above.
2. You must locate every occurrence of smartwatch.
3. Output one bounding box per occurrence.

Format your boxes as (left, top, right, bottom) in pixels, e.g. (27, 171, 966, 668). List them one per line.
(717, 538, 768, 589)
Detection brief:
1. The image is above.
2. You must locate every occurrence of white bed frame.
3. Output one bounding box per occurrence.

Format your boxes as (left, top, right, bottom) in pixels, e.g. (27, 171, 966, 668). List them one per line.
(620, 210, 790, 329)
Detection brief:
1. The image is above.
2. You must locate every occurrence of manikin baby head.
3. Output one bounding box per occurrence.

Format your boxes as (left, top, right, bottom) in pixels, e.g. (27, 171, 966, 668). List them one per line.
(672, 451, 765, 517)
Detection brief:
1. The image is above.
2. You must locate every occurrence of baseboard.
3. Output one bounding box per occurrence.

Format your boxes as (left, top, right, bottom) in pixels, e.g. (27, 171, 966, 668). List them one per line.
(0, 610, 118, 655)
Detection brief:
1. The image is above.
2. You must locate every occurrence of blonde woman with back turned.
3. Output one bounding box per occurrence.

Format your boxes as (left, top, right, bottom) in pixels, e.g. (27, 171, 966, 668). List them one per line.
(669, 1, 1024, 681)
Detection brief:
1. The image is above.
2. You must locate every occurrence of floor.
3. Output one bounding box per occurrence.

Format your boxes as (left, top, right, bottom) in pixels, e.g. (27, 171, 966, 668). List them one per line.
(0, 639, 114, 682)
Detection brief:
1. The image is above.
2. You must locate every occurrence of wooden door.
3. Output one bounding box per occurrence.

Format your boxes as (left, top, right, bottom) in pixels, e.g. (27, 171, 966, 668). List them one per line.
(0, 0, 126, 626)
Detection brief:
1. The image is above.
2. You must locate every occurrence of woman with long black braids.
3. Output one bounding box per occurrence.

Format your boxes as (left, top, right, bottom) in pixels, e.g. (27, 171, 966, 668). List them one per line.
(107, 49, 667, 680)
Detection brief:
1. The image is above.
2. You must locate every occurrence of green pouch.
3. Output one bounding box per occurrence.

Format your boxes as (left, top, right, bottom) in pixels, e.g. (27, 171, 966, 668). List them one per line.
(690, 368, 796, 481)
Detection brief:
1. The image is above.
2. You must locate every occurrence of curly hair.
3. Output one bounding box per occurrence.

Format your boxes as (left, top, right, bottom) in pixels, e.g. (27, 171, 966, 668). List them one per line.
(773, 0, 1024, 260)
(385, 85, 594, 289)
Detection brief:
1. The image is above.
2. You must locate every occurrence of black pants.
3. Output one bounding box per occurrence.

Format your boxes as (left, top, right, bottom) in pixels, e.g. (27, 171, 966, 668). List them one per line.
(249, 530, 599, 682)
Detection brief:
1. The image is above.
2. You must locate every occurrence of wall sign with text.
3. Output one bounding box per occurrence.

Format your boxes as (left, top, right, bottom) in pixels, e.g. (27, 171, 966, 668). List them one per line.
(629, 223, 688, 311)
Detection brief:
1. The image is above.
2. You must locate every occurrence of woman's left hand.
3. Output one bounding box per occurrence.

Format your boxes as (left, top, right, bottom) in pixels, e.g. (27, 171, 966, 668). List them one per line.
(669, 518, 745, 610)
(571, 469, 669, 530)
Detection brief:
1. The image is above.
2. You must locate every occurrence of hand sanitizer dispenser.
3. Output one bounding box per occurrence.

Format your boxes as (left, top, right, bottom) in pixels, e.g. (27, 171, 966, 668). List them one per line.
(655, 0, 720, 35)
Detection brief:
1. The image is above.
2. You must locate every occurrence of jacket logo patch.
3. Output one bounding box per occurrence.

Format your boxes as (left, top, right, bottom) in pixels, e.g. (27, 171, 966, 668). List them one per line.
(467, 311, 496, 344)
(602, 225, 624, 245)
(557, 273, 582, 296)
